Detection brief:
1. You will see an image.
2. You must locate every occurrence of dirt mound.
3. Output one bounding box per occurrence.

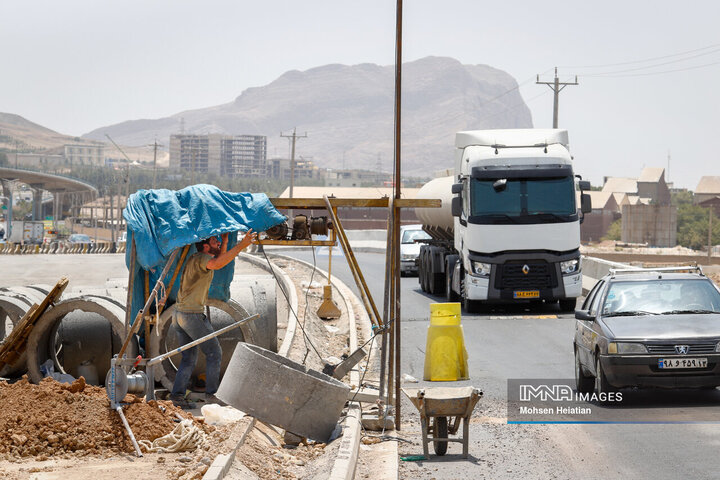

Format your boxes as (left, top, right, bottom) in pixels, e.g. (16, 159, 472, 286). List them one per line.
(0, 376, 201, 459)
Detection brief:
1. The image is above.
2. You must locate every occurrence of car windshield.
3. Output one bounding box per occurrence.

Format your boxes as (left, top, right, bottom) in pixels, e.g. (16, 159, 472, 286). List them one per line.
(401, 229, 431, 244)
(602, 279, 720, 316)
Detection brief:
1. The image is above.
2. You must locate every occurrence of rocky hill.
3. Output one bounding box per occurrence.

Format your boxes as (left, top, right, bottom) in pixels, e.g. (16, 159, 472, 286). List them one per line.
(83, 56, 532, 176)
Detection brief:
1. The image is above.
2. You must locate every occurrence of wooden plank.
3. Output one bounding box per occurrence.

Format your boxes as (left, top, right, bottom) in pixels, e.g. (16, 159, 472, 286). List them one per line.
(0, 277, 68, 370)
(395, 198, 441, 208)
(270, 198, 389, 208)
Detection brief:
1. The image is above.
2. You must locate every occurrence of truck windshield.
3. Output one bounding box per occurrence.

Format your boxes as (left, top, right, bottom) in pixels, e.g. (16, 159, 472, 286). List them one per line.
(470, 176, 576, 222)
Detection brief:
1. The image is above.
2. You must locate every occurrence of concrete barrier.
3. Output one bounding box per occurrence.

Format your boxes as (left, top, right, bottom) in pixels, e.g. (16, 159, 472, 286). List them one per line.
(581, 256, 637, 294)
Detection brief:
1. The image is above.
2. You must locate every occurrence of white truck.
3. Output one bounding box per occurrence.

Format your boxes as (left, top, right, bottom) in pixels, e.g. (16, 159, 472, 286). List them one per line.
(7, 220, 45, 244)
(415, 129, 591, 312)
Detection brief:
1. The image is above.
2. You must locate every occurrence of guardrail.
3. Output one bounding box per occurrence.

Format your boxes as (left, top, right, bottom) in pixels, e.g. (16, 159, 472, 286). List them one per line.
(581, 255, 636, 294)
(0, 241, 126, 254)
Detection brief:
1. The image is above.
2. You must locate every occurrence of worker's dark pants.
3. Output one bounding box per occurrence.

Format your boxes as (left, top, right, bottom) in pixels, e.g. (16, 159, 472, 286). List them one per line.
(170, 311, 222, 396)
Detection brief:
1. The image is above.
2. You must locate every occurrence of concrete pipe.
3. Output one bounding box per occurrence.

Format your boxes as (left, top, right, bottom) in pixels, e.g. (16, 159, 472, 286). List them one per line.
(231, 275, 278, 353)
(147, 298, 257, 392)
(0, 292, 35, 377)
(25, 295, 138, 385)
(217, 343, 350, 442)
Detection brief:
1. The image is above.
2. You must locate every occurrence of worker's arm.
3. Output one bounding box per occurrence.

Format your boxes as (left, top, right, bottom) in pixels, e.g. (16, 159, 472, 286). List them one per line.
(207, 229, 255, 270)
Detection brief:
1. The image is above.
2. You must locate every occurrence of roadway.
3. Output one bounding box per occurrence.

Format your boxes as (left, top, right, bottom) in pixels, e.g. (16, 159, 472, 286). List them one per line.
(285, 249, 720, 480)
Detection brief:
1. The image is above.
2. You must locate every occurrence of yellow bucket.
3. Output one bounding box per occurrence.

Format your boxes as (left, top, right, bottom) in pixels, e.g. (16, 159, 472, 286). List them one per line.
(423, 302, 469, 381)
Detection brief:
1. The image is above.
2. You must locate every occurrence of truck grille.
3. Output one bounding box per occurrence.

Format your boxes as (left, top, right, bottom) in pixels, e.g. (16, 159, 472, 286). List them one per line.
(495, 262, 556, 290)
(646, 343, 717, 355)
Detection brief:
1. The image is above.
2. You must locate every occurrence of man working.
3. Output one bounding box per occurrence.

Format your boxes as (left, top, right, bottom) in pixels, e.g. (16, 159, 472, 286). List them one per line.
(169, 229, 256, 409)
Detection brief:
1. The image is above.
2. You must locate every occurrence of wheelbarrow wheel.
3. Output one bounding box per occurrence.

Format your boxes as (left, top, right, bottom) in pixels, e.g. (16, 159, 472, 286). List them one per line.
(433, 416, 448, 456)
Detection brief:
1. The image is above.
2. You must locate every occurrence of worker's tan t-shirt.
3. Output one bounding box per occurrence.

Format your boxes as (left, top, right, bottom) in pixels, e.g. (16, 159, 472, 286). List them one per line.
(175, 252, 214, 313)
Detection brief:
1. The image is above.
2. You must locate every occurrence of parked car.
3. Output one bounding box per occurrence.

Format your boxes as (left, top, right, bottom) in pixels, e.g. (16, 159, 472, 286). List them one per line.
(400, 224, 431, 276)
(65, 233, 92, 249)
(574, 266, 720, 397)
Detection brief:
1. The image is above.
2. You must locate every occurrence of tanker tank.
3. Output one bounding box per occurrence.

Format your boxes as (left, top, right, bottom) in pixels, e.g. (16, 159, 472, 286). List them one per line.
(415, 175, 455, 241)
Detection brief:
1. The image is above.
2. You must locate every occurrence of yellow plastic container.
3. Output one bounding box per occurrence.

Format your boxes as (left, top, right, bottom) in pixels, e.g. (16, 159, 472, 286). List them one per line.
(423, 302, 469, 381)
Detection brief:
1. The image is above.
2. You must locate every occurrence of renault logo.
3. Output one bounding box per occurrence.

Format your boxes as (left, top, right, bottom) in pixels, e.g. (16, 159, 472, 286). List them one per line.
(675, 345, 690, 354)
(522, 264, 530, 275)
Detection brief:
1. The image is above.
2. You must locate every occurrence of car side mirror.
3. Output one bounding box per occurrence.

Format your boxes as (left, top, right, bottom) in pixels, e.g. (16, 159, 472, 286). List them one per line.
(581, 193, 592, 214)
(575, 310, 595, 321)
(451, 183, 463, 194)
(451, 197, 462, 217)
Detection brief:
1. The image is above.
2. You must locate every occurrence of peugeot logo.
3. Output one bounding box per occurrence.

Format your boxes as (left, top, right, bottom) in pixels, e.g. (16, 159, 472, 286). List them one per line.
(522, 264, 530, 275)
(675, 345, 690, 354)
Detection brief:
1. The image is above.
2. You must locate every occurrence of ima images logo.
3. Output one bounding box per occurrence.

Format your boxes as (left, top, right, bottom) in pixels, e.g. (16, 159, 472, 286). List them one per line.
(519, 384, 573, 402)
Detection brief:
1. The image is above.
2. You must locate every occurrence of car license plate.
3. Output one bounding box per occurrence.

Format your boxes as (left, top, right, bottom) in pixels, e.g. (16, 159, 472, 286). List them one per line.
(658, 358, 707, 369)
(513, 290, 539, 299)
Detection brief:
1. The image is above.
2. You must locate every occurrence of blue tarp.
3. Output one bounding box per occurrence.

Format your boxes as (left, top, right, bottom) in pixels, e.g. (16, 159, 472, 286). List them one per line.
(123, 184, 286, 324)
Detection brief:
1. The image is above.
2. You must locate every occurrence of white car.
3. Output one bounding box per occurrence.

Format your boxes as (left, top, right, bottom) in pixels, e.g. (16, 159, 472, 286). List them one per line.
(400, 224, 431, 276)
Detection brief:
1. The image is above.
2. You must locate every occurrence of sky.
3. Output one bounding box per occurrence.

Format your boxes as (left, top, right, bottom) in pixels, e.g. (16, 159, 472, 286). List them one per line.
(1, 1, 719, 190)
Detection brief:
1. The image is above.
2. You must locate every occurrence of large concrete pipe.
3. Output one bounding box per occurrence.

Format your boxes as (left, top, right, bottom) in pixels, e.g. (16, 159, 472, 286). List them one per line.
(25, 295, 138, 385)
(147, 298, 257, 392)
(230, 275, 278, 353)
(0, 291, 34, 377)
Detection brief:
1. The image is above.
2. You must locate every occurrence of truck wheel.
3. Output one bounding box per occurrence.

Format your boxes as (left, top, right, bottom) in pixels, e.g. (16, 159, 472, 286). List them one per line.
(420, 253, 429, 293)
(430, 272, 445, 295)
(559, 298, 576, 312)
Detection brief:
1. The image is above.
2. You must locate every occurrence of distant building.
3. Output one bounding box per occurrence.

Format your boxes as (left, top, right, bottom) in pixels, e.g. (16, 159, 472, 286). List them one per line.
(694, 176, 720, 205)
(64, 144, 105, 167)
(324, 169, 392, 187)
(169, 134, 267, 177)
(13, 153, 65, 169)
(602, 167, 675, 247)
(267, 157, 320, 181)
(576, 191, 621, 242)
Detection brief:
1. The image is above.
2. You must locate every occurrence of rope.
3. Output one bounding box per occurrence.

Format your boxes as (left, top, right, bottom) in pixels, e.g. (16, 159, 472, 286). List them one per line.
(138, 418, 206, 453)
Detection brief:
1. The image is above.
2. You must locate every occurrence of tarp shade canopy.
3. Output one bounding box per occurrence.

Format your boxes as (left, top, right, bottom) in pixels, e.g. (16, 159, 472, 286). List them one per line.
(123, 184, 286, 324)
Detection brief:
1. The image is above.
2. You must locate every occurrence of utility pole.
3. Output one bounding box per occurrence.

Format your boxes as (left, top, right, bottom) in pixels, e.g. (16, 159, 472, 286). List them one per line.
(191, 148, 196, 185)
(280, 128, 307, 199)
(536, 67, 578, 128)
(147, 139, 163, 189)
(709, 208, 714, 263)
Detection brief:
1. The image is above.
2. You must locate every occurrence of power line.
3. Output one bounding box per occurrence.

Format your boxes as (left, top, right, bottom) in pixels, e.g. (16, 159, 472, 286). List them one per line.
(585, 59, 720, 78)
(579, 46, 720, 77)
(559, 41, 720, 69)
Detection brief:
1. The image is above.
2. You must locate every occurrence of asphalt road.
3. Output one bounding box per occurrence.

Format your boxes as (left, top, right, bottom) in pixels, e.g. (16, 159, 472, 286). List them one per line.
(285, 249, 720, 480)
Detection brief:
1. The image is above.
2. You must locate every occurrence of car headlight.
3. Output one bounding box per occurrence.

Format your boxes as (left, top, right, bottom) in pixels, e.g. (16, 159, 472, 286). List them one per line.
(560, 258, 580, 275)
(608, 342, 647, 354)
(401, 253, 415, 261)
(470, 261, 491, 276)
(715, 342, 720, 353)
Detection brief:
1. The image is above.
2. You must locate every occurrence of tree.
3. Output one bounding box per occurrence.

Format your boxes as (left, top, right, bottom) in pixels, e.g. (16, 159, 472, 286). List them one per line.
(602, 219, 622, 241)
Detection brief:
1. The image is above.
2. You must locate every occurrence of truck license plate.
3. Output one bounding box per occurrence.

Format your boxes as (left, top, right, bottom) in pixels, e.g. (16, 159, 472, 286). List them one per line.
(513, 290, 539, 299)
(658, 358, 707, 369)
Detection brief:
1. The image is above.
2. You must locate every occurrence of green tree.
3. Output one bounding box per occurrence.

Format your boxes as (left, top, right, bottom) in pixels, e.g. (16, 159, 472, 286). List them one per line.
(602, 219, 622, 241)
(676, 203, 720, 250)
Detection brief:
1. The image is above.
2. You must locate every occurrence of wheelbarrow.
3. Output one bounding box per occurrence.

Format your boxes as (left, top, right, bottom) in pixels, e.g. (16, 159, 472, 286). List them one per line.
(402, 386, 482, 458)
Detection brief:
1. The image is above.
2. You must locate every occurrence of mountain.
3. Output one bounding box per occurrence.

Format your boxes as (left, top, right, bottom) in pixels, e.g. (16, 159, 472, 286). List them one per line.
(83, 56, 532, 176)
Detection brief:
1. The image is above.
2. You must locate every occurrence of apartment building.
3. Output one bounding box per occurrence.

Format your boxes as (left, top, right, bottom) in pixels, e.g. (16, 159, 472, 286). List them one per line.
(169, 134, 267, 177)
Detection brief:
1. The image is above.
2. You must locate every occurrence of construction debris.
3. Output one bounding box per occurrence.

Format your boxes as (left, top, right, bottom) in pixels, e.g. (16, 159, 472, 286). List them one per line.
(0, 376, 209, 459)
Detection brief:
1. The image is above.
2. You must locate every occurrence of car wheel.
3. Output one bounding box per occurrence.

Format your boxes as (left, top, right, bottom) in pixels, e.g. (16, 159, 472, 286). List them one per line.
(575, 349, 594, 394)
(594, 355, 616, 400)
(559, 298, 576, 312)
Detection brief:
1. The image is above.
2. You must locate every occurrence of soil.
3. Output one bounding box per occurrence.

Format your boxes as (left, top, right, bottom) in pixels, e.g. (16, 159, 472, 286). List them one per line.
(0, 376, 209, 460)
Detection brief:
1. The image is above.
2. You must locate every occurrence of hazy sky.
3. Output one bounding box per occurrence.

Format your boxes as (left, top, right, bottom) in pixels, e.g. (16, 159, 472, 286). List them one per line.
(2, 1, 719, 189)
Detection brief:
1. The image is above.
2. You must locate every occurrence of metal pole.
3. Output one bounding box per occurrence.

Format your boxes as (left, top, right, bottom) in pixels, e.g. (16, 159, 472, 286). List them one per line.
(552, 71, 560, 128)
(125, 237, 136, 334)
(147, 314, 259, 366)
(392, 0, 403, 431)
(116, 406, 143, 457)
(152, 141, 158, 189)
(709, 208, 713, 263)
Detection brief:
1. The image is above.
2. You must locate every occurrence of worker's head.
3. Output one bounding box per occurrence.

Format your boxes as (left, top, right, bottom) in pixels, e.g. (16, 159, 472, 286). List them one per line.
(195, 236, 221, 256)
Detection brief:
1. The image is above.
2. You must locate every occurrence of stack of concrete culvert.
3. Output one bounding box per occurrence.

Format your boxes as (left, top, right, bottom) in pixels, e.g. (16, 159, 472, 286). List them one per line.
(0, 277, 278, 393)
